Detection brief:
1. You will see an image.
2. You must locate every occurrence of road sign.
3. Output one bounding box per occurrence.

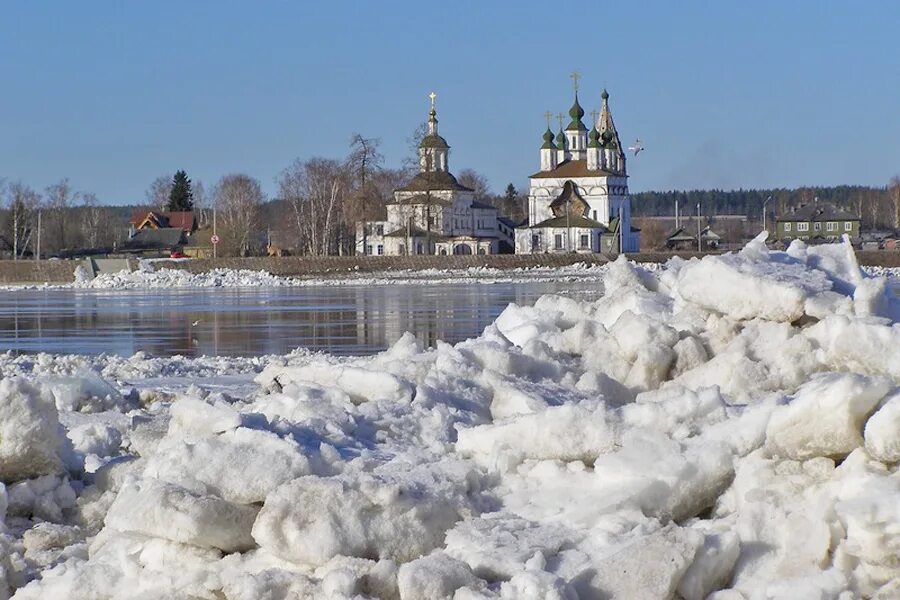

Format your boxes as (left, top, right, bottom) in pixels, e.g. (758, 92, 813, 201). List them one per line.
(211, 234, 220, 245)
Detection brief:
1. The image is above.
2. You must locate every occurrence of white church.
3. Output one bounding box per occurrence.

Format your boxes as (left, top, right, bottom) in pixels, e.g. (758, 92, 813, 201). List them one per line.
(356, 94, 512, 256)
(515, 88, 640, 254)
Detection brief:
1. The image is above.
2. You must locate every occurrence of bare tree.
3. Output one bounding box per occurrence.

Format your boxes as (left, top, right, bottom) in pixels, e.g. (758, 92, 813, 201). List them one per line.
(212, 174, 264, 256)
(193, 180, 209, 228)
(80, 192, 112, 248)
(887, 177, 900, 230)
(44, 178, 78, 252)
(278, 158, 349, 256)
(3, 182, 41, 259)
(347, 134, 383, 253)
(146, 175, 173, 211)
(457, 169, 491, 202)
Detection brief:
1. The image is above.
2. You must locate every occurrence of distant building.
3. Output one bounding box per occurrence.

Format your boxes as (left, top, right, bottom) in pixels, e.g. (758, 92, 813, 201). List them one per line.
(775, 203, 860, 244)
(516, 88, 639, 254)
(124, 210, 197, 254)
(356, 95, 511, 256)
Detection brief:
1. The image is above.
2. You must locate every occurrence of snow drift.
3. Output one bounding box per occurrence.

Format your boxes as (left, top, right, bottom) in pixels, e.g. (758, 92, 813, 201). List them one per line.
(2, 235, 900, 599)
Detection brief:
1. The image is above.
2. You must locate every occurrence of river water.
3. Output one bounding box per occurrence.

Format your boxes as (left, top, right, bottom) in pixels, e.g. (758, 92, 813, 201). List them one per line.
(0, 282, 603, 357)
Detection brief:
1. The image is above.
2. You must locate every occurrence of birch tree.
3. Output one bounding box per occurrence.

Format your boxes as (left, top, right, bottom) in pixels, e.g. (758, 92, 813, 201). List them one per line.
(4, 182, 40, 259)
(278, 158, 348, 256)
(212, 174, 264, 256)
(44, 178, 77, 252)
(145, 175, 173, 211)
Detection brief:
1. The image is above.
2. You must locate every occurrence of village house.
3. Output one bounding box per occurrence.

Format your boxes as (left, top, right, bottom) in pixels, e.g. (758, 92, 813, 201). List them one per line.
(775, 203, 860, 245)
(124, 210, 198, 255)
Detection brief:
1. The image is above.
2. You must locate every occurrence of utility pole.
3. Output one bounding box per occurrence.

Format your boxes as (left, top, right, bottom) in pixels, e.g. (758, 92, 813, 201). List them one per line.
(675, 197, 679, 229)
(35, 210, 41, 261)
(566, 193, 571, 252)
(697, 203, 702, 251)
(763, 195, 772, 236)
(212, 198, 217, 259)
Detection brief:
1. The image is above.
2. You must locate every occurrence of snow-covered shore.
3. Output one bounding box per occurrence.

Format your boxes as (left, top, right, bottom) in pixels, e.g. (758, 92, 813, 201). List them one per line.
(1, 259, 896, 291)
(1, 235, 899, 599)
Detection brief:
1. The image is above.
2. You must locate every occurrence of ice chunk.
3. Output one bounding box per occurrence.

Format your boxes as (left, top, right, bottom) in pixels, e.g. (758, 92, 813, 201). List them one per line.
(104, 478, 259, 552)
(443, 515, 571, 581)
(397, 551, 482, 600)
(766, 373, 892, 460)
(677, 531, 741, 600)
(583, 525, 703, 600)
(456, 401, 617, 468)
(145, 426, 314, 504)
(168, 395, 241, 436)
(258, 363, 415, 404)
(253, 472, 465, 566)
(865, 392, 900, 463)
(0, 378, 70, 483)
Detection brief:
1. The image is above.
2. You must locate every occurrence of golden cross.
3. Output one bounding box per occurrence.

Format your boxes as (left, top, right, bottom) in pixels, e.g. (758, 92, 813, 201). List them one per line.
(556, 112, 564, 130)
(428, 91, 437, 109)
(544, 111, 553, 129)
(570, 70, 581, 93)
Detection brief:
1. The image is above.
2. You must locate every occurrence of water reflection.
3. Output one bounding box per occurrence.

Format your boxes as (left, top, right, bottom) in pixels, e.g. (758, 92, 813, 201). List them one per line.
(0, 282, 602, 357)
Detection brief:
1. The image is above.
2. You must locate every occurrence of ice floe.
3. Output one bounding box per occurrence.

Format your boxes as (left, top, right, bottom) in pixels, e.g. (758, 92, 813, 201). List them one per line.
(1, 236, 899, 599)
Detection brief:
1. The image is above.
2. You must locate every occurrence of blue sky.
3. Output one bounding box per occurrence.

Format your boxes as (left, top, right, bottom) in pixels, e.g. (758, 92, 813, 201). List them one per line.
(1, 1, 898, 204)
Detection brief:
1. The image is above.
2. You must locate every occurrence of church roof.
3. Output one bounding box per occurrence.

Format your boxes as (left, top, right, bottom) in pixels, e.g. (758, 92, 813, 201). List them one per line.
(531, 214, 609, 230)
(549, 180, 589, 217)
(396, 171, 474, 193)
(530, 159, 617, 179)
(419, 133, 449, 149)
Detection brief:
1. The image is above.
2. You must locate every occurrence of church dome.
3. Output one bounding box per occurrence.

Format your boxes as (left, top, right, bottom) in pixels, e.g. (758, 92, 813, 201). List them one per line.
(419, 133, 450, 149)
(566, 95, 588, 131)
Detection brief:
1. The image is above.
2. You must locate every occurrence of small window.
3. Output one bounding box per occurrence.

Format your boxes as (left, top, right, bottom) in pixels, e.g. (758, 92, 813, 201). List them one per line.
(826, 222, 836, 231)
(376, 225, 384, 236)
(531, 235, 540, 250)
(366, 245, 373, 255)
(592, 210, 597, 220)
(554, 234, 563, 249)
(797, 223, 809, 232)
(477, 247, 486, 255)
(844, 222, 852, 231)
(417, 243, 424, 255)
(814, 222, 821, 231)
(580, 234, 589, 248)
(377, 245, 384, 255)
(784, 223, 791, 232)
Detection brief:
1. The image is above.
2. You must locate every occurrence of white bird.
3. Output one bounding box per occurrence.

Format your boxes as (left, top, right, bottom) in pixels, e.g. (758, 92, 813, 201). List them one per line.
(628, 139, 644, 156)
(191, 320, 201, 327)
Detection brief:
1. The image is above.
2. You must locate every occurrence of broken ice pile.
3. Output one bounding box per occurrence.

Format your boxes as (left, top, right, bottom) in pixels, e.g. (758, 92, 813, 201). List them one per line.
(2, 234, 900, 599)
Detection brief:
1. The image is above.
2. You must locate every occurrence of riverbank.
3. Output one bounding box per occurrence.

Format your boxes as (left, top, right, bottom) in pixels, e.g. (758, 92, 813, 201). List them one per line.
(0, 250, 898, 285)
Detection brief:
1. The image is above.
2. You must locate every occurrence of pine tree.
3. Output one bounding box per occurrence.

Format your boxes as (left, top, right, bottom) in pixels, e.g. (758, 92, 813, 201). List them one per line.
(167, 170, 194, 212)
(504, 183, 517, 202)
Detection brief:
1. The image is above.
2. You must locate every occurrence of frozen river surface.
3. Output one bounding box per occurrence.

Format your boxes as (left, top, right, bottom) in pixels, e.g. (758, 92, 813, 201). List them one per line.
(0, 281, 602, 357)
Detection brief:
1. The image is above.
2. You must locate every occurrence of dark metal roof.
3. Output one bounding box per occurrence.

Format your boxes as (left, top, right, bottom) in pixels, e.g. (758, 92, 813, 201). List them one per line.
(123, 228, 186, 250)
(531, 215, 609, 230)
(396, 171, 474, 193)
(530, 159, 619, 179)
(778, 203, 860, 222)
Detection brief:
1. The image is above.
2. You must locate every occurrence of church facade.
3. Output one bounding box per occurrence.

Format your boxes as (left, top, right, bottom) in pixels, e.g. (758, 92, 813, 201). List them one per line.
(356, 95, 511, 256)
(515, 89, 639, 254)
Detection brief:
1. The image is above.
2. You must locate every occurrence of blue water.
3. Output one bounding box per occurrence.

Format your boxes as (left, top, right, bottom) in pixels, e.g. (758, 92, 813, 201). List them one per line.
(0, 282, 602, 357)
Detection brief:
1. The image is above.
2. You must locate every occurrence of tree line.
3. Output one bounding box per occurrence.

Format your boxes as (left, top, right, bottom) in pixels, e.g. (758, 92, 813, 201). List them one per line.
(1, 132, 528, 258)
(632, 180, 900, 231)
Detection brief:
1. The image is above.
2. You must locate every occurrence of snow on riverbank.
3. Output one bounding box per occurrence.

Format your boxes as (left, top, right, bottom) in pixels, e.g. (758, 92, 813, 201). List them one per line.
(1, 235, 900, 599)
